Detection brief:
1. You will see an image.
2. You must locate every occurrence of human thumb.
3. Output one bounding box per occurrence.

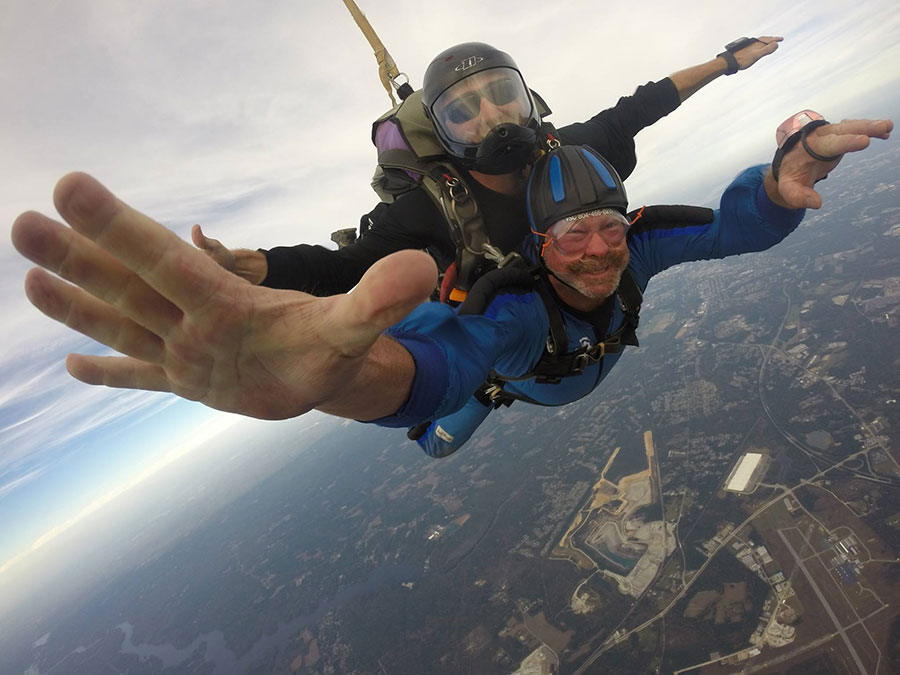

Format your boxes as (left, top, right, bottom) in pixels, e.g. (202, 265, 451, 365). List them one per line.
(191, 224, 210, 249)
(326, 250, 438, 356)
(778, 179, 822, 210)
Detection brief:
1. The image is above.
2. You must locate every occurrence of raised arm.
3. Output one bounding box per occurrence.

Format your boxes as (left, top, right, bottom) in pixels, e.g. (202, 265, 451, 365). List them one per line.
(669, 36, 782, 102)
(12, 173, 437, 421)
(557, 37, 781, 180)
(628, 117, 892, 279)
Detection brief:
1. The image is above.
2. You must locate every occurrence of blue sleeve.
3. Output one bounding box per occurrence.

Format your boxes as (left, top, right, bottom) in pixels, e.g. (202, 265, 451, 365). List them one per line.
(627, 165, 805, 284)
(416, 396, 494, 458)
(369, 292, 549, 428)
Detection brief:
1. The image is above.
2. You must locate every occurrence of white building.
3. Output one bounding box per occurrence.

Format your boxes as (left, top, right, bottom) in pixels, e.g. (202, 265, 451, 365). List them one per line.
(725, 453, 764, 492)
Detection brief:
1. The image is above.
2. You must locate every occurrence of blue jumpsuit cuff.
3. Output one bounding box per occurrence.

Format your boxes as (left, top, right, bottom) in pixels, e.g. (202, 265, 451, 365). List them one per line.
(755, 175, 805, 230)
(366, 332, 449, 428)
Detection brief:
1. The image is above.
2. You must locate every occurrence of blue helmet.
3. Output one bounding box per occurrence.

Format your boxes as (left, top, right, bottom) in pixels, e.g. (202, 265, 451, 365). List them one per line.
(527, 145, 628, 238)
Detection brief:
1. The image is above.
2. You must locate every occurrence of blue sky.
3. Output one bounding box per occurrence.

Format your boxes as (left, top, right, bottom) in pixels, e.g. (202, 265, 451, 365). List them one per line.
(1, 0, 898, 581)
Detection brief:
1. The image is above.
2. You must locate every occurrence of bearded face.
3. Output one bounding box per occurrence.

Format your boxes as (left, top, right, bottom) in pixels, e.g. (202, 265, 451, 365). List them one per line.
(544, 236, 630, 302)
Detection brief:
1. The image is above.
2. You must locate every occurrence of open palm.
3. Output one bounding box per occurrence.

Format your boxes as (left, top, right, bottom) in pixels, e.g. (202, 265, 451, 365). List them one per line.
(12, 173, 437, 421)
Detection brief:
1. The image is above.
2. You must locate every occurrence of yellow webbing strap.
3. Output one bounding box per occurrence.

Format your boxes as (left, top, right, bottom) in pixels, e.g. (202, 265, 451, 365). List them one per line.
(342, 0, 401, 105)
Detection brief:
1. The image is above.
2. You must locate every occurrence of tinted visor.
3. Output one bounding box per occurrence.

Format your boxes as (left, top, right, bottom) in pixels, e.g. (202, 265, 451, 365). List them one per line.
(432, 68, 534, 144)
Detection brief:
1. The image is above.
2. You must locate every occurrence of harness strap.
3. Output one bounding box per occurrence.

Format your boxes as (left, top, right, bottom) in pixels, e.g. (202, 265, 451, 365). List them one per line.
(342, 0, 412, 104)
(533, 274, 568, 358)
(376, 98, 560, 294)
(380, 153, 523, 294)
(485, 268, 642, 394)
(615, 267, 642, 347)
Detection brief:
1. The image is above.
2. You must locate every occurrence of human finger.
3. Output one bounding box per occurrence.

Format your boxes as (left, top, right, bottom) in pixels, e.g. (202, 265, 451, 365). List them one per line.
(12, 210, 183, 337)
(820, 119, 893, 140)
(66, 353, 174, 393)
(736, 36, 781, 69)
(777, 180, 822, 210)
(24, 267, 166, 363)
(53, 172, 232, 314)
(324, 250, 437, 356)
(754, 38, 779, 54)
(804, 130, 870, 160)
(756, 36, 783, 45)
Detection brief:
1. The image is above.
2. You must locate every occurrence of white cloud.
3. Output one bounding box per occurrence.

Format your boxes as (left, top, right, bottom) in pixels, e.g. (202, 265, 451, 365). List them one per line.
(0, 467, 48, 500)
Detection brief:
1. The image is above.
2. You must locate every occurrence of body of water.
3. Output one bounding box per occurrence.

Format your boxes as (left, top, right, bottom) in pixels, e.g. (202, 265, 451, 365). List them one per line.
(116, 562, 420, 673)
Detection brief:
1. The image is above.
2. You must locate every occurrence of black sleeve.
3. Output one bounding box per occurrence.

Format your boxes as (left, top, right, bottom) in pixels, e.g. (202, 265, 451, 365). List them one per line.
(556, 78, 681, 181)
(260, 188, 453, 296)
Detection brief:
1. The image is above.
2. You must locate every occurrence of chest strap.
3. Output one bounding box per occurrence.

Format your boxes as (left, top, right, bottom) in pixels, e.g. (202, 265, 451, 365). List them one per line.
(499, 269, 641, 385)
(464, 267, 642, 408)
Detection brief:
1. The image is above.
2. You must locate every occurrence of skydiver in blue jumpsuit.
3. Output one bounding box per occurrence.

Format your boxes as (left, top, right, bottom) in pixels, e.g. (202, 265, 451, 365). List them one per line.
(373, 146, 806, 457)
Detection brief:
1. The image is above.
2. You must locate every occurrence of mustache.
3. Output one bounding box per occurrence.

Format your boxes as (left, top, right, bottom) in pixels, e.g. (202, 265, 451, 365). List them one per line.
(565, 248, 628, 274)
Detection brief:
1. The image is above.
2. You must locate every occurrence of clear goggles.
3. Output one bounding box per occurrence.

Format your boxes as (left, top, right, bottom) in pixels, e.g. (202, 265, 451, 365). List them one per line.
(776, 110, 825, 148)
(534, 209, 630, 257)
(432, 68, 534, 143)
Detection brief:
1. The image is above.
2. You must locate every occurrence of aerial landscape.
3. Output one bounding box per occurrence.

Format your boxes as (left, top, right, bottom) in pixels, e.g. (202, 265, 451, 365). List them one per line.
(3, 1, 899, 673)
(1, 139, 897, 675)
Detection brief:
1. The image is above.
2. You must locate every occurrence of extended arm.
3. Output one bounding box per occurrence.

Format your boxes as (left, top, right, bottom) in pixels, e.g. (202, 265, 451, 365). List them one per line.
(13, 174, 543, 426)
(628, 118, 893, 279)
(192, 190, 451, 296)
(669, 36, 782, 102)
(558, 37, 781, 179)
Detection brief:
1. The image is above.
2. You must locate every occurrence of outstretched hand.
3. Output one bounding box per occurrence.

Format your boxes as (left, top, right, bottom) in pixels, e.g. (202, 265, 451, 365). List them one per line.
(734, 36, 783, 70)
(770, 119, 893, 209)
(12, 173, 437, 421)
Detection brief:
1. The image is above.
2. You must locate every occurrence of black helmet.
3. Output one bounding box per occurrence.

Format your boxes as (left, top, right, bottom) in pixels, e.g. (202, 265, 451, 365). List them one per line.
(422, 42, 541, 174)
(526, 145, 628, 236)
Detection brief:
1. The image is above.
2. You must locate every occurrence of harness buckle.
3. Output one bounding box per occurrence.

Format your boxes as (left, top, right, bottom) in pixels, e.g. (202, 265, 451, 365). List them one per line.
(476, 383, 516, 409)
(445, 175, 468, 202)
(481, 246, 522, 268)
(572, 342, 606, 374)
(484, 384, 504, 402)
(571, 352, 590, 373)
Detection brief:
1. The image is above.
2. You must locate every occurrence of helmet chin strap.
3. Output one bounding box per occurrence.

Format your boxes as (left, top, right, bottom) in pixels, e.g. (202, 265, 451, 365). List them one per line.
(537, 242, 623, 304)
(545, 265, 584, 295)
(533, 242, 582, 295)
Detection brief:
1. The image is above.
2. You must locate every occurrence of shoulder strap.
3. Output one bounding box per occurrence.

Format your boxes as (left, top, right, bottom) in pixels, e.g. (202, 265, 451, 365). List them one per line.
(457, 262, 565, 351)
(473, 267, 646, 412)
(457, 263, 540, 314)
(613, 267, 642, 348)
